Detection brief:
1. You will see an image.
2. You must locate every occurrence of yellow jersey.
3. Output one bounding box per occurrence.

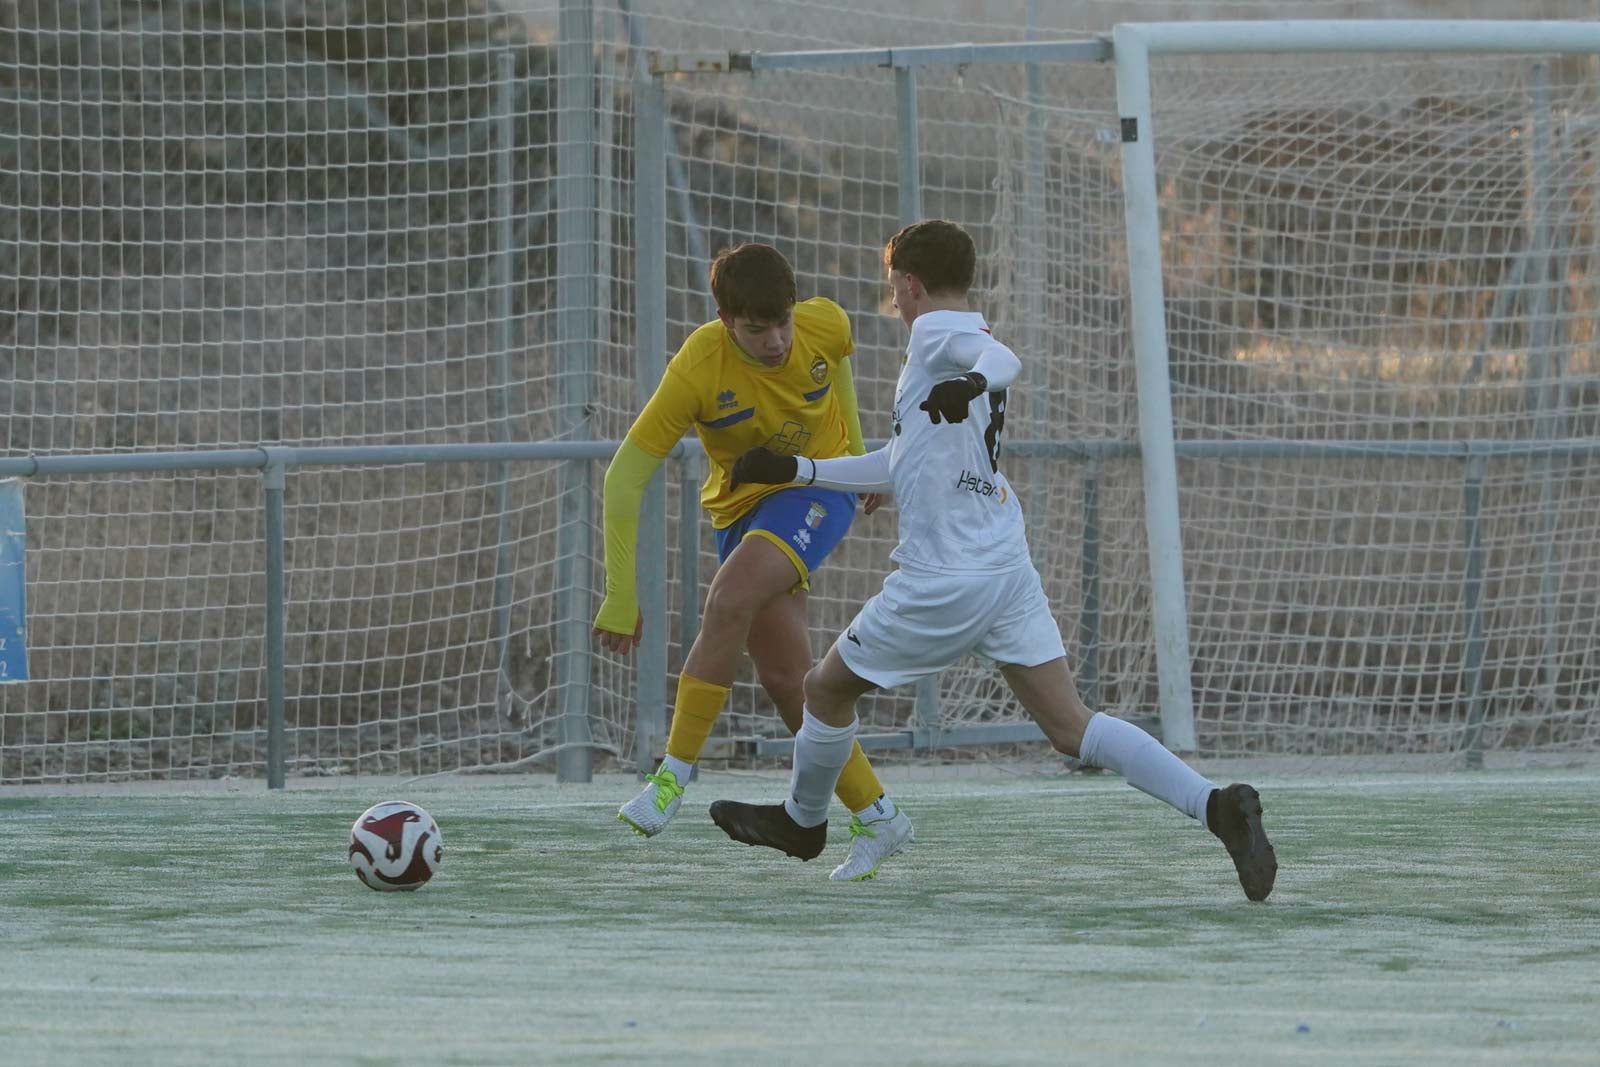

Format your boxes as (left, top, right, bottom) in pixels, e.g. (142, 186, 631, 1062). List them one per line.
(626, 297, 862, 529)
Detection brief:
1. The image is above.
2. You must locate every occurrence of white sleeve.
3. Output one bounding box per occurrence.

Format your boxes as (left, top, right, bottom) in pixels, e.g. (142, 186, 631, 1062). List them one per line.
(794, 448, 893, 493)
(969, 342, 1021, 391)
(928, 337, 1021, 390)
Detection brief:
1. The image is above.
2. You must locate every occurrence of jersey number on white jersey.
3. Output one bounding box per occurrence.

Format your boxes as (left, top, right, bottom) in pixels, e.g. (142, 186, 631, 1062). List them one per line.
(983, 390, 1007, 474)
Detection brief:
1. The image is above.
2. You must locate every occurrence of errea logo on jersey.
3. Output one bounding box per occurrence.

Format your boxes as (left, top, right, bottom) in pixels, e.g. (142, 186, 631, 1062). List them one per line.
(955, 469, 1008, 503)
(717, 389, 738, 410)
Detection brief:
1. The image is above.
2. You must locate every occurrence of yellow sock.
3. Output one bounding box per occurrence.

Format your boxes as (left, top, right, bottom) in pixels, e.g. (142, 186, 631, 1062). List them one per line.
(664, 674, 731, 764)
(832, 741, 885, 812)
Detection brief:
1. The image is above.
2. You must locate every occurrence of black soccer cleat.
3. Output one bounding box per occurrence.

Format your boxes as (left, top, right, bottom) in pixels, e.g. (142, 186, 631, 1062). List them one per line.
(709, 800, 827, 861)
(1207, 783, 1278, 902)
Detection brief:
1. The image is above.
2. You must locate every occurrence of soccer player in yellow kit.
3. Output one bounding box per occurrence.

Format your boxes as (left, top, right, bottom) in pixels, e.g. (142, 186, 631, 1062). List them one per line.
(593, 243, 914, 882)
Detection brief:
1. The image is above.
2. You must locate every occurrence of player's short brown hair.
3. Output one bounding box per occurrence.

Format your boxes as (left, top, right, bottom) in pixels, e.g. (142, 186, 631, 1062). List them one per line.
(882, 219, 976, 296)
(709, 243, 796, 322)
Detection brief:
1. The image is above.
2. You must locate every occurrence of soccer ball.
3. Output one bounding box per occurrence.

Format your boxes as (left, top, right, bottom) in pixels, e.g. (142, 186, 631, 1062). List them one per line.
(348, 800, 443, 892)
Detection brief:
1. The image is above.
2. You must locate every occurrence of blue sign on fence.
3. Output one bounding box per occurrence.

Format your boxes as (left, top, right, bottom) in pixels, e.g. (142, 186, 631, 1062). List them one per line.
(0, 480, 27, 683)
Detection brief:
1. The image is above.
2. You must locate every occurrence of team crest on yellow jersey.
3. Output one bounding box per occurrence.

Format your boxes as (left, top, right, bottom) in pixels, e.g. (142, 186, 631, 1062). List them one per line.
(809, 357, 828, 384)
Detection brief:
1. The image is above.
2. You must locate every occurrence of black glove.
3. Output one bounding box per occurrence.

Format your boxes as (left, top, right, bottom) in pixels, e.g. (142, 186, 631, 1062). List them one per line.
(730, 446, 799, 490)
(919, 372, 988, 424)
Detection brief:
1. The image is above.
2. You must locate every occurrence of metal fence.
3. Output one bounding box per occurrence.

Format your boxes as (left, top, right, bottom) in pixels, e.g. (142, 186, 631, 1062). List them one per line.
(4, 433, 1572, 783)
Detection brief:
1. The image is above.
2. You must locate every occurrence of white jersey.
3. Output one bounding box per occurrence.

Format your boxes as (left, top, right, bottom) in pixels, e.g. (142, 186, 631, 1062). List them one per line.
(885, 311, 1030, 575)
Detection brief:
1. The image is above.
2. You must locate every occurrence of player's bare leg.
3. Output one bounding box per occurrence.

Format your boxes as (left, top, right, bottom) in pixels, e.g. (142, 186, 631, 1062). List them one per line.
(619, 537, 797, 837)
(747, 596, 914, 879)
(998, 656, 1093, 755)
(798, 642, 874, 727)
(744, 587, 811, 736)
(710, 642, 877, 861)
(1001, 657, 1277, 901)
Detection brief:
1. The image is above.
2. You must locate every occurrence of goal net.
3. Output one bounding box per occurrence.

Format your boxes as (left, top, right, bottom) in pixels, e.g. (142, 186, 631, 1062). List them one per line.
(1125, 45, 1600, 764)
(661, 35, 1600, 770)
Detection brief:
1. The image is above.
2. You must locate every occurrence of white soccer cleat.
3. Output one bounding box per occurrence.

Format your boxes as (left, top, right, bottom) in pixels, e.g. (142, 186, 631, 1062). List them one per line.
(617, 767, 686, 837)
(829, 805, 914, 881)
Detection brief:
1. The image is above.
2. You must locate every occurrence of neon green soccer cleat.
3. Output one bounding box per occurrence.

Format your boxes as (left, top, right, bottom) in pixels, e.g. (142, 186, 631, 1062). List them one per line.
(617, 766, 686, 837)
(829, 804, 914, 882)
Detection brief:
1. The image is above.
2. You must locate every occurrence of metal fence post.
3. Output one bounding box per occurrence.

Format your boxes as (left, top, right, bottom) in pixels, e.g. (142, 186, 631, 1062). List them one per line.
(556, 0, 596, 781)
(1460, 451, 1490, 768)
(262, 456, 288, 789)
(1527, 62, 1562, 720)
(635, 71, 670, 774)
(490, 49, 519, 703)
(1078, 457, 1103, 714)
(896, 63, 941, 745)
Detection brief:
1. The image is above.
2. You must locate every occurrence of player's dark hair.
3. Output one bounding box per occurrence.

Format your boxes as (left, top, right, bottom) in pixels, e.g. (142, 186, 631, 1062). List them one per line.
(882, 219, 976, 296)
(710, 243, 796, 322)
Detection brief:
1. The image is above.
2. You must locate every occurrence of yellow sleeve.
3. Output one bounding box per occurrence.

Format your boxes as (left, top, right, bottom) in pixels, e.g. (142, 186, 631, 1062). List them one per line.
(835, 355, 866, 456)
(594, 439, 666, 635)
(626, 365, 701, 459)
(811, 296, 855, 359)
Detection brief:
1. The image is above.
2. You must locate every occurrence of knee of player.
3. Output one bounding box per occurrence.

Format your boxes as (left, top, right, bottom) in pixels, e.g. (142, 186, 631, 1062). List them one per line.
(756, 664, 805, 707)
(801, 664, 841, 709)
(700, 575, 765, 628)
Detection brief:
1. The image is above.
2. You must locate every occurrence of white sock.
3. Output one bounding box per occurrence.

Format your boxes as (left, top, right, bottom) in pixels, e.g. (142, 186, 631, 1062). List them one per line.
(660, 754, 694, 784)
(1079, 712, 1216, 827)
(783, 710, 859, 828)
(852, 795, 898, 823)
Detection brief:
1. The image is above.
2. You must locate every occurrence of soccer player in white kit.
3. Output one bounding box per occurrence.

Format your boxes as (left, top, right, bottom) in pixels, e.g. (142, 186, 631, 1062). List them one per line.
(709, 220, 1278, 901)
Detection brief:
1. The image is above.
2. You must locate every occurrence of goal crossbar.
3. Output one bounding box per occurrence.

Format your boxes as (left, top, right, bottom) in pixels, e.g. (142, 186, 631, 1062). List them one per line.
(654, 20, 1600, 78)
(1123, 20, 1600, 55)
(652, 39, 1110, 76)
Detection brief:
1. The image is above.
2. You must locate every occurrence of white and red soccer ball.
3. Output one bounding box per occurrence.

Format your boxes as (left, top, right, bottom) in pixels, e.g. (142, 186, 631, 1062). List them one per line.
(348, 800, 443, 891)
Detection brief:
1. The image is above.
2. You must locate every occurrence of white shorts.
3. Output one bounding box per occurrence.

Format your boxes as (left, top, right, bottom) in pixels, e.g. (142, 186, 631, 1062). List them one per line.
(836, 562, 1068, 690)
